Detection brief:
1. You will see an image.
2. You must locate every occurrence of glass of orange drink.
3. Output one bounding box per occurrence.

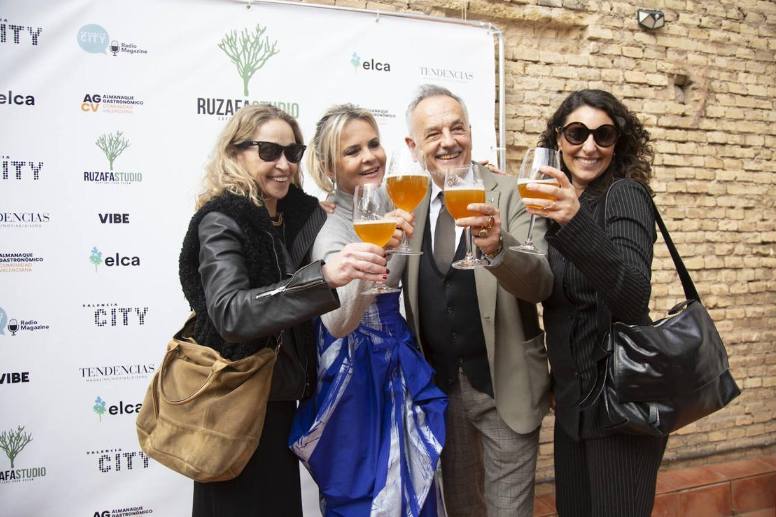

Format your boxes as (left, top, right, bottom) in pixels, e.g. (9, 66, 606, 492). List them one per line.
(443, 166, 488, 270)
(512, 147, 560, 255)
(385, 147, 429, 255)
(353, 183, 401, 295)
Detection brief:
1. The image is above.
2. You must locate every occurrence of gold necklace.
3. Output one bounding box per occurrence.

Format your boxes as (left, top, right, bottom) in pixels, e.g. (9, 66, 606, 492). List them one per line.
(270, 212, 284, 227)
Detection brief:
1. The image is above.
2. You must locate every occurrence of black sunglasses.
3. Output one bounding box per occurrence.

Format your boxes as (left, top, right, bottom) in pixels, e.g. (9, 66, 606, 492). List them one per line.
(237, 141, 307, 163)
(557, 122, 618, 147)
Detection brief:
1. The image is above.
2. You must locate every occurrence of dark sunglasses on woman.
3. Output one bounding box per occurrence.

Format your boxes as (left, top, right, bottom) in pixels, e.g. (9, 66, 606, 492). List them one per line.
(237, 141, 307, 163)
(557, 122, 618, 147)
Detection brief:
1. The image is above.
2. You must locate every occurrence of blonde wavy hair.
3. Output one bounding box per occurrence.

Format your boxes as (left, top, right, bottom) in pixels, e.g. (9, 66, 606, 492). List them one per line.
(307, 104, 379, 194)
(197, 104, 304, 208)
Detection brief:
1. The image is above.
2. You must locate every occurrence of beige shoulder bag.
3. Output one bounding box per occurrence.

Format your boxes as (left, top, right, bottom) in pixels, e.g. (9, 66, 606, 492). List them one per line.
(136, 314, 277, 482)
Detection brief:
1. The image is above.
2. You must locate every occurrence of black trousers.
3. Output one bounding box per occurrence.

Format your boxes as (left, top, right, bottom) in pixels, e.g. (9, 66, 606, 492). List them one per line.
(553, 423, 667, 517)
(192, 400, 303, 517)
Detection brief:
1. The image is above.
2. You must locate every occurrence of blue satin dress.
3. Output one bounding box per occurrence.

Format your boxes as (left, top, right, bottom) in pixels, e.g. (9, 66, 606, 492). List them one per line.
(290, 292, 447, 516)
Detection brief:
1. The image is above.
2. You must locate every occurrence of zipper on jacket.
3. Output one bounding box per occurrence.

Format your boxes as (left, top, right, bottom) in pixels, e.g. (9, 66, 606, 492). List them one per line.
(255, 266, 327, 299)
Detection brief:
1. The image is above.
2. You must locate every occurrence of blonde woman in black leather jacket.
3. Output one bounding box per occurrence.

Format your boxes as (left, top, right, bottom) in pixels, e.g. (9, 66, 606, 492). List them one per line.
(178, 104, 390, 517)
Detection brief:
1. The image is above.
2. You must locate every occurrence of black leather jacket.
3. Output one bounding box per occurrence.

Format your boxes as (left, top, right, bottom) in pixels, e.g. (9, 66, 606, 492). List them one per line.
(179, 188, 339, 400)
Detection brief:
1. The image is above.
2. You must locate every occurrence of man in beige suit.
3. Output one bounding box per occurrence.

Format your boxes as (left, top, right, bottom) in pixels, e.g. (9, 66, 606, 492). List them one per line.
(402, 85, 553, 516)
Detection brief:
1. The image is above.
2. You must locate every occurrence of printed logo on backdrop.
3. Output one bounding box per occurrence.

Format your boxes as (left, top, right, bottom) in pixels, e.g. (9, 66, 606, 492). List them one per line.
(197, 23, 299, 120)
(81, 93, 144, 114)
(0, 425, 46, 483)
(79, 363, 155, 383)
(93, 506, 154, 517)
(82, 303, 149, 328)
(77, 24, 148, 56)
(2, 155, 44, 182)
(89, 247, 141, 270)
(86, 448, 150, 473)
(0, 90, 35, 106)
(0, 252, 44, 273)
(99, 213, 130, 224)
(0, 307, 50, 336)
(0, 211, 50, 228)
(419, 65, 474, 83)
(93, 396, 142, 421)
(351, 52, 391, 72)
(84, 131, 143, 184)
(367, 107, 398, 121)
(0, 372, 29, 385)
(1, 19, 43, 46)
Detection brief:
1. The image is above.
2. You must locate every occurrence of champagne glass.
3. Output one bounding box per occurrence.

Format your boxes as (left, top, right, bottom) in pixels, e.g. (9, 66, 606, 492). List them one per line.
(353, 183, 401, 295)
(384, 147, 429, 255)
(511, 147, 561, 255)
(443, 166, 488, 270)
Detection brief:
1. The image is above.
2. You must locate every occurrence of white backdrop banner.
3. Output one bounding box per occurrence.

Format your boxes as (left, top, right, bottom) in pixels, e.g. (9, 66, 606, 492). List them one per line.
(0, 1, 496, 515)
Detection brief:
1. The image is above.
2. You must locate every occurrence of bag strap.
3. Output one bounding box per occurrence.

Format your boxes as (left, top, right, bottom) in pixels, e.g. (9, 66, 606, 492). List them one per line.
(595, 180, 701, 330)
(158, 340, 230, 406)
(582, 180, 701, 409)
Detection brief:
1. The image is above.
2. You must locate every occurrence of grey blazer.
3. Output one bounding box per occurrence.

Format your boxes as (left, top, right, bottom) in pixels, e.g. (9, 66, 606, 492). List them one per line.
(402, 164, 554, 434)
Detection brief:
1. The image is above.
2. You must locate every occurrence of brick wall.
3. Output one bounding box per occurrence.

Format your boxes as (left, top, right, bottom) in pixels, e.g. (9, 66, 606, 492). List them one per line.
(308, 0, 776, 481)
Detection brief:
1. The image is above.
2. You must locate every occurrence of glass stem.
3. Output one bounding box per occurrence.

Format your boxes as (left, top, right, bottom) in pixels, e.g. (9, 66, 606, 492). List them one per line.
(399, 232, 410, 250)
(525, 214, 536, 246)
(465, 226, 474, 259)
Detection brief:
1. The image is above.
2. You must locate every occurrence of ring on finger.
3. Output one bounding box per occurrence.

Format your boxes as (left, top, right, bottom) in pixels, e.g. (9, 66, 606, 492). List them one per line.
(486, 215, 495, 229)
(477, 227, 488, 238)
(544, 201, 556, 211)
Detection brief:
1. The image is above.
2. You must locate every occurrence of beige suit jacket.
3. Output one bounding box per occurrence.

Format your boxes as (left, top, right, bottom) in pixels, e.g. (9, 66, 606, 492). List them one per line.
(403, 164, 553, 434)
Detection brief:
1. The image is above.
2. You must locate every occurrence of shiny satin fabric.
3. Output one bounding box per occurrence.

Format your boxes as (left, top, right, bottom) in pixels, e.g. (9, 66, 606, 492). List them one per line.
(289, 293, 447, 516)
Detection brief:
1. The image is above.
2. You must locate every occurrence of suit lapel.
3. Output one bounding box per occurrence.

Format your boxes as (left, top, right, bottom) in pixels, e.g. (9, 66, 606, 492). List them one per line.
(406, 185, 431, 333)
(474, 166, 500, 346)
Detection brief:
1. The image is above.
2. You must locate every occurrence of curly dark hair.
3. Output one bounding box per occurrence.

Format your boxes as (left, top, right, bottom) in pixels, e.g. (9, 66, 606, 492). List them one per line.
(538, 89, 653, 195)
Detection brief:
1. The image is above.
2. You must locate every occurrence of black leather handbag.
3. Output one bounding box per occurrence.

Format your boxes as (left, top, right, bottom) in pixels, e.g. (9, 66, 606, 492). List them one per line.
(579, 183, 741, 438)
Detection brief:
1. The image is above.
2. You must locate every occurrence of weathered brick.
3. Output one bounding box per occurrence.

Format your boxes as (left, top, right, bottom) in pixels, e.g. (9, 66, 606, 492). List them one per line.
(438, 0, 776, 483)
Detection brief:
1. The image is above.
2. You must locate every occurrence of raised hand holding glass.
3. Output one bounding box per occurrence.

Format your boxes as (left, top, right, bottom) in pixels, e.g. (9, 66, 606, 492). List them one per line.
(512, 147, 560, 255)
(443, 166, 488, 270)
(384, 147, 429, 255)
(353, 183, 401, 295)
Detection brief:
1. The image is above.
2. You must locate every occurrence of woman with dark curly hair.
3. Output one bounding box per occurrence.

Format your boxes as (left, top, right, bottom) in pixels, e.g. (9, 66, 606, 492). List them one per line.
(522, 89, 665, 516)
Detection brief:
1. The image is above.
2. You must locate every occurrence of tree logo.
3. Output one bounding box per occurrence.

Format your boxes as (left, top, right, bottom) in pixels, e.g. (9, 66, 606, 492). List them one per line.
(0, 426, 32, 468)
(93, 396, 107, 421)
(218, 24, 279, 96)
(96, 131, 129, 171)
(351, 52, 361, 70)
(90, 247, 103, 270)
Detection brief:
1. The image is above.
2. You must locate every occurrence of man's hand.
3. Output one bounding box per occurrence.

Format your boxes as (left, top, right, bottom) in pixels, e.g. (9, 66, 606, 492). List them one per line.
(456, 203, 502, 257)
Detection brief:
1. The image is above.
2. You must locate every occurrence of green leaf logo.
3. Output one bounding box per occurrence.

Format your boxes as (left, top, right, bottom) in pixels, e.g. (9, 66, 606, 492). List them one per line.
(93, 396, 107, 421)
(218, 24, 279, 97)
(89, 247, 103, 271)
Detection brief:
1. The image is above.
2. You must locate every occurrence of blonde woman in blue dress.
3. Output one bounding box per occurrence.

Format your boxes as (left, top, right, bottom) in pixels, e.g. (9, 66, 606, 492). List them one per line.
(290, 104, 447, 516)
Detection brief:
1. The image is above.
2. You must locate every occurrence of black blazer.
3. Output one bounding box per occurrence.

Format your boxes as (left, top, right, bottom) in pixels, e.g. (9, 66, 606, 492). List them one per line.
(542, 178, 656, 440)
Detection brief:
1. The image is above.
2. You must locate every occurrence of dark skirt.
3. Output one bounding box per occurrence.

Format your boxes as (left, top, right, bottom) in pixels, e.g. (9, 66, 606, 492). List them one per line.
(192, 400, 302, 517)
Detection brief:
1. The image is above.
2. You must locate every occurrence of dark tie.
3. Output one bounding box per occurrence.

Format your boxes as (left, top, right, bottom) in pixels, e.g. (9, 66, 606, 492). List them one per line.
(434, 192, 455, 274)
